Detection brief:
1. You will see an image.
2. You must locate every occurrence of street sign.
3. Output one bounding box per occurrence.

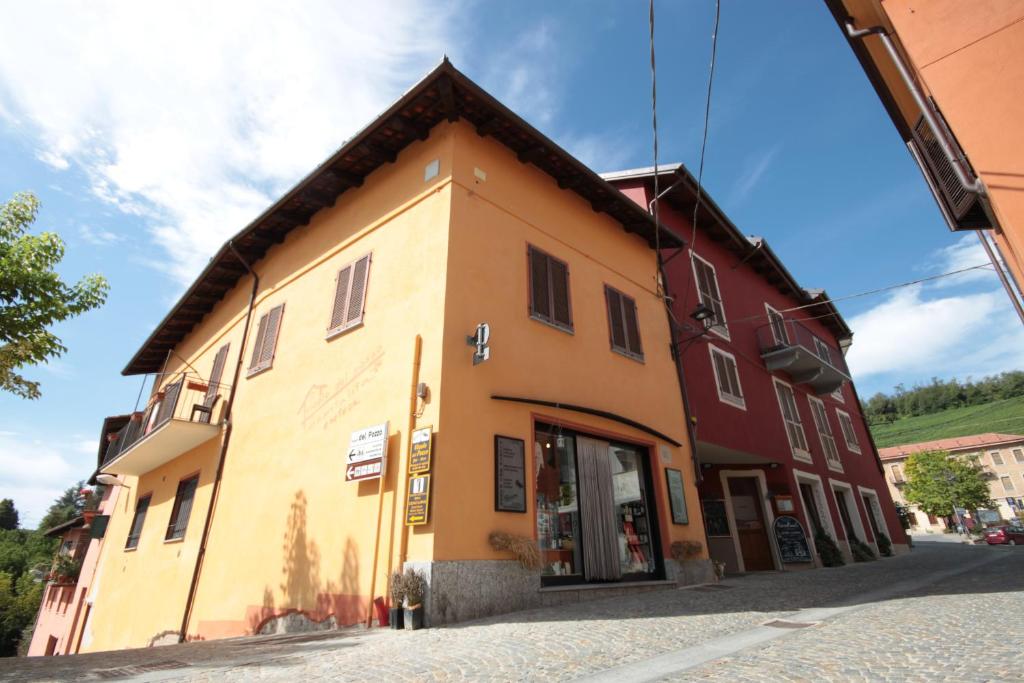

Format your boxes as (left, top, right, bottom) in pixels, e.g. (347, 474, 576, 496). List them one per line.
(346, 421, 388, 482)
(405, 474, 431, 525)
(409, 426, 433, 474)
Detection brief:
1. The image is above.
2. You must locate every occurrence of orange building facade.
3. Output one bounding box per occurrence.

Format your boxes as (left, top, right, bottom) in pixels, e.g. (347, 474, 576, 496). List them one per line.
(827, 0, 1024, 325)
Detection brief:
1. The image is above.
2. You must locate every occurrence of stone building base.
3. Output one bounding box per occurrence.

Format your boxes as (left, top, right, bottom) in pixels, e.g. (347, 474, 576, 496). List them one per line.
(405, 558, 716, 627)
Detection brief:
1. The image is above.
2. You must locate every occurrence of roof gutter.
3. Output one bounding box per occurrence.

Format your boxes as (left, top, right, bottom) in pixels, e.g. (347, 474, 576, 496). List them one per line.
(178, 240, 259, 643)
(844, 21, 985, 198)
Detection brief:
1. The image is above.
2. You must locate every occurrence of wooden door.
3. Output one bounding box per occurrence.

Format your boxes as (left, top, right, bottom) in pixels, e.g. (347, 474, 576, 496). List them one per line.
(728, 477, 774, 571)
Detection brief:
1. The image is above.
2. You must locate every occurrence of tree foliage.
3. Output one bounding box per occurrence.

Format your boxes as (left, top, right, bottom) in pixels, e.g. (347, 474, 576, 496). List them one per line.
(0, 500, 17, 531)
(862, 372, 1024, 425)
(37, 482, 87, 533)
(902, 450, 995, 518)
(0, 191, 109, 399)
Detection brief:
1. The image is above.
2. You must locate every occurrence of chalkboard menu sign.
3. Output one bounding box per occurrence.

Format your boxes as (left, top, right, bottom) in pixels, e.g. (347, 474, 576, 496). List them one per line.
(665, 468, 688, 524)
(773, 515, 812, 563)
(494, 435, 526, 513)
(702, 499, 730, 537)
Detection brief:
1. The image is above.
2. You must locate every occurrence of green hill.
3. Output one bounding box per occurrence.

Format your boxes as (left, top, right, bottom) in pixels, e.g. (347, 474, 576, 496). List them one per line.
(869, 396, 1024, 448)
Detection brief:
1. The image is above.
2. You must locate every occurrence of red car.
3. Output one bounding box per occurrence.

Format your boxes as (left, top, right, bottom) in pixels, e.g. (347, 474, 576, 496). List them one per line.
(984, 525, 1024, 545)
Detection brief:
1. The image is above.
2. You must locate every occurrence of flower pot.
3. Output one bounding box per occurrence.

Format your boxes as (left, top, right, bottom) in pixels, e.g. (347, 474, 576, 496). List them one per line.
(389, 607, 404, 630)
(83, 510, 97, 524)
(403, 605, 424, 630)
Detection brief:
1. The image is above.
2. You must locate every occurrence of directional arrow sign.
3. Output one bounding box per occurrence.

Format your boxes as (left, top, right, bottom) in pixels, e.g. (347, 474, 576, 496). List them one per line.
(346, 421, 388, 482)
(346, 459, 383, 482)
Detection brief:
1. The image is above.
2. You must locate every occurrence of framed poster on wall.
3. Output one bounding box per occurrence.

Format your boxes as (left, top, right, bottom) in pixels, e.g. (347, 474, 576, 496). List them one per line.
(494, 435, 527, 513)
(665, 468, 689, 524)
(702, 499, 730, 537)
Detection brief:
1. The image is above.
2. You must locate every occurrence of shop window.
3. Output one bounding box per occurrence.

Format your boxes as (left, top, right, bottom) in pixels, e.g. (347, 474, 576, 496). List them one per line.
(604, 285, 643, 361)
(709, 345, 745, 409)
(691, 253, 728, 338)
(165, 476, 199, 541)
(328, 253, 372, 338)
(125, 495, 151, 550)
(773, 379, 810, 460)
(247, 304, 285, 377)
(528, 245, 573, 332)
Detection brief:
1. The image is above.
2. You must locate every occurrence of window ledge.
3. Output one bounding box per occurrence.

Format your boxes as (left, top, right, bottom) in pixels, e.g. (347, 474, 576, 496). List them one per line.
(326, 321, 364, 341)
(718, 395, 746, 411)
(246, 364, 274, 379)
(163, 536, 186, 545)
(124, 546, 138, 553)
(529, 314, 574, 335)
(611, 347, 645, 364)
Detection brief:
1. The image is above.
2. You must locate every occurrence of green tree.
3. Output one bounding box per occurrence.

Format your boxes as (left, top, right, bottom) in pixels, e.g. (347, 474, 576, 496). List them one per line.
(0, 500, 17, 531)
(0, 191, 109, 399)
(902, 450, 995, 518)
(37, 482, 86, 532)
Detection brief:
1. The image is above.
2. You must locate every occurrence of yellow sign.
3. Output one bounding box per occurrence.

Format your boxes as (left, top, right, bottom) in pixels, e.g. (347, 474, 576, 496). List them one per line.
(409, 426, 433, 474)
(405, 474, 431, 526)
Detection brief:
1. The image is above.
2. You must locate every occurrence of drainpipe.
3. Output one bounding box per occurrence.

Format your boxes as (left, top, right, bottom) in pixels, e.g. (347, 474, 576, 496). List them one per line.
(178, 241, 259, 643)
(844, 21, 985, 198)
(976, 231, 1024, 327)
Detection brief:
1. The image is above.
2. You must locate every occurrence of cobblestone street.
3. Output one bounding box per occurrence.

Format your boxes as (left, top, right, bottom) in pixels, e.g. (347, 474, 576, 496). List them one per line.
(3, 541, 1021, 682)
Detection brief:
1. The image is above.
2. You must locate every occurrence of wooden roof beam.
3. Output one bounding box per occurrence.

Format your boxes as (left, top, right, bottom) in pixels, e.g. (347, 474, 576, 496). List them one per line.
(475, 116, 503, 138)
(323, 167, 365, 188)
(438, 76, 458, 122)
(517, 145, 547, 165)
(388, 115, 430, 141)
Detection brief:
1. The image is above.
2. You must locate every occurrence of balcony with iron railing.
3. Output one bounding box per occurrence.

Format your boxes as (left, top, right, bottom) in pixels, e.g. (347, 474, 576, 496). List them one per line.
(757, 319, 851, 395)
(100, 372, 228, 477)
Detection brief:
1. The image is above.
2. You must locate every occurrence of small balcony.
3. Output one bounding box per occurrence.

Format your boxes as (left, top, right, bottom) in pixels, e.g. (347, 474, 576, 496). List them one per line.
(100, 373, 227, 477)
(757, 320, 851, 395)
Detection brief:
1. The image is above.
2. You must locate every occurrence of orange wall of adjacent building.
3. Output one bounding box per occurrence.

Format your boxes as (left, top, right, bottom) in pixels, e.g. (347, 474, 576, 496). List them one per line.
(881, 0, 1024, 286)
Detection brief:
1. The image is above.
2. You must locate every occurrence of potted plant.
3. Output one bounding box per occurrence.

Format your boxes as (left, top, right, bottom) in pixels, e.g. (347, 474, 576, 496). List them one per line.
(53, 555, 81, 583)
(402, 568, 427, 631)
(81, 487, 100, 523)
(388, 570, 405, 630)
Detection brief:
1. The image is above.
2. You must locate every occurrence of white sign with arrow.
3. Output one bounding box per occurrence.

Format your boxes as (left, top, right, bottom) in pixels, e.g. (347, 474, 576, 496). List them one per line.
(346, 421, 389, 482)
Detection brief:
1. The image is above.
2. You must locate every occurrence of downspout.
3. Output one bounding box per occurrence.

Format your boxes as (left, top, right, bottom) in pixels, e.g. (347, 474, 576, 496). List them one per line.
(976, 231, 1024, 327)
(178, 241, 259, 642)
(844, 21, 985, 198)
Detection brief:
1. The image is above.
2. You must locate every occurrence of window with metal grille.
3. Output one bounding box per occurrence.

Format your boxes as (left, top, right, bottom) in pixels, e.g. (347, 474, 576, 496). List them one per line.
(708, 345, 744, 409)
(765, 304, 788, 346)
(327, 253, 372, 338)
(528, 245, 573, 332)
(165, 476, 199, 541)
(604, 285, 643, 360)
(247, 304, 285, 377)
(691, 254, 728, 338)
(125, 495, 151, 550)
(836, 410, 860, 454)
(991, 451, 1004, 466)
(773, 380, 809, 459)
(809, 397, 842, 472)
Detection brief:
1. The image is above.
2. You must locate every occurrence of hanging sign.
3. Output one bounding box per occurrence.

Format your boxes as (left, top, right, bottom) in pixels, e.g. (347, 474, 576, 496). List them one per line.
(773, 515, 812, 563)
(405, 474, 431, 525)
(346, 421, 388, 482)
(409, 426, 433, 474)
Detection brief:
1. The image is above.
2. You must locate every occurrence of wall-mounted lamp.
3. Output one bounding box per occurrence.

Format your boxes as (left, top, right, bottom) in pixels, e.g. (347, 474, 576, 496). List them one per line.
(95, 473, 129, 489)
(690, 303, 714, 323)
(768, 462, 780, 470)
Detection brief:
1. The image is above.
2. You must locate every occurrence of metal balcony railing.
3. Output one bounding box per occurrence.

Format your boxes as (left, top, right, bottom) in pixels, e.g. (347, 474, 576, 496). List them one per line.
(102, 372, 229, 470)
(757, 320, 851, 395)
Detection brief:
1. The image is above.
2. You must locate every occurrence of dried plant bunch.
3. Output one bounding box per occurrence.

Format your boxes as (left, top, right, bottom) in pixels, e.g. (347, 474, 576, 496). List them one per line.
(488, 531, 542, 570)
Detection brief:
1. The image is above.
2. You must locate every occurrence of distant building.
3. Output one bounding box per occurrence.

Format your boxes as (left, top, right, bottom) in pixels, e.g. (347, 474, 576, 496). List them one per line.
(606, 166, 909, 570)
(825, 0, 1024, 325)
(879, 432, 1024, 532)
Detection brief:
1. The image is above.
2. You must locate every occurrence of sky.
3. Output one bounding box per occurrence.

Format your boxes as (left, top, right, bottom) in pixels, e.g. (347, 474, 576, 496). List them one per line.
(1, 1, 1021, 527)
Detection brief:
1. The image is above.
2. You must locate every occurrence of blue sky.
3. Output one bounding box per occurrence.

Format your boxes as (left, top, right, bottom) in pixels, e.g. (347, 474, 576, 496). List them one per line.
(1, 1, 1021, 526)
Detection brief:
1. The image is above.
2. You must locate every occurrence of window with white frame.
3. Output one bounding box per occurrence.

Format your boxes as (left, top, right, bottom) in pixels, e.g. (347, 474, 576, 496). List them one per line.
(708, 345, 745, 409)
(765, 304, 788, 346)
(836, 410, 861, 454)
(691, 254, 728, 338)
(813, 337, 833, 364)
(809, 397, 843, 471)
(773, 379, 810, 459)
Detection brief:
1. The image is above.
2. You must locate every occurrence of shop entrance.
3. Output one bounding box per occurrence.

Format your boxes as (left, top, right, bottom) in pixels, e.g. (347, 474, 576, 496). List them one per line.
(727, 477, 774, 571)
(535, 423, 663, 585)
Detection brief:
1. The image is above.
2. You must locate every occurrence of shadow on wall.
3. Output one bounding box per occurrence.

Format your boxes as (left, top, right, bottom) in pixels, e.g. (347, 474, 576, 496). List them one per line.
(248, 490, 364, 635)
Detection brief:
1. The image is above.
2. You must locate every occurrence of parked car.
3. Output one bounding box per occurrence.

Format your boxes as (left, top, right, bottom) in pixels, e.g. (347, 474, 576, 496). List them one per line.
(983, 525, 1024, 545)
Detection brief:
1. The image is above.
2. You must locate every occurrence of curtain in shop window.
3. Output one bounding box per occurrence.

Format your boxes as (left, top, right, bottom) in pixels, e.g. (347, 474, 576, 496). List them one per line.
(577, 437, 622, 581)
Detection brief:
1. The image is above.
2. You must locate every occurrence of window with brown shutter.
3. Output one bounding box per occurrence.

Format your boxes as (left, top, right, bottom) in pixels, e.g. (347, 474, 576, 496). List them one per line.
(327, 253, 372, 338)
(528, 245, 572, 332)
(125, 494, 151, 550)
(691, 253, 728, 339)
(165, 475, 199, 541)
(247, 304, 285, 377)
(604, 285, 643, 361)
(708, 345, 744, 408)
(206, 344, 229, 400)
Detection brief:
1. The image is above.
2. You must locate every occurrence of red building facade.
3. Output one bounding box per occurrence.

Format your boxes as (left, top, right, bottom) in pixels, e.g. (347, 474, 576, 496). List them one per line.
(606, 165, 909, 572)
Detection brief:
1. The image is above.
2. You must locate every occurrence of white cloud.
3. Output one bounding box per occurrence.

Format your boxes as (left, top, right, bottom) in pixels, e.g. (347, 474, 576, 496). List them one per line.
(78, 224, 122, 246)
(929, 233, 998, 288)
(0, 1, 456, 284)
(559, 131, 637, 174)
(0, 433, 87, 528)
(727, 144, 781, 206)
(481, 21, 561, 127)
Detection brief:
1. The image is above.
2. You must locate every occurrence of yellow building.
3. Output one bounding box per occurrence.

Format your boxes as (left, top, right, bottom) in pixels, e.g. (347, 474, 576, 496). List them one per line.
(80, 61, 711, 651)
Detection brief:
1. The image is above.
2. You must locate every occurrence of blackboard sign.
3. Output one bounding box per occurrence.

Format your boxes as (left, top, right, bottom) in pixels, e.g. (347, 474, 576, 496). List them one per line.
(665, 469, 688, 524)
(495, 435, 526, 513)
(773, 515, 812, 563)
(702, 499, 730, 537)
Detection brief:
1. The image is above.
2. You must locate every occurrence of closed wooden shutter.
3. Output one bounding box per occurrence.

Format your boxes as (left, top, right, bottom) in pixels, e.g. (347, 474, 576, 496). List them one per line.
(692, 256, 726, 332)
(622, 296, 642, 357)
(328, 254, 372, 337)
(529, 246, 551, 320)
(125, 495, 150, 549)
(155, 380, 182, 426)
(550, 259, 572, 329)
(205, 344, 229, 404)
(165, 476, 199, 541)
(605, 287, 627, 350)
(247, 304, 284, 375)
(248, 313, 269, 372)
(329, 264, 353, 332)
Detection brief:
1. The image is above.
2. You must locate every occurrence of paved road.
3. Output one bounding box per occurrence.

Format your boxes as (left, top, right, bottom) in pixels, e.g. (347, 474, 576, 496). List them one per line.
(2, 542, 1020, 682)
